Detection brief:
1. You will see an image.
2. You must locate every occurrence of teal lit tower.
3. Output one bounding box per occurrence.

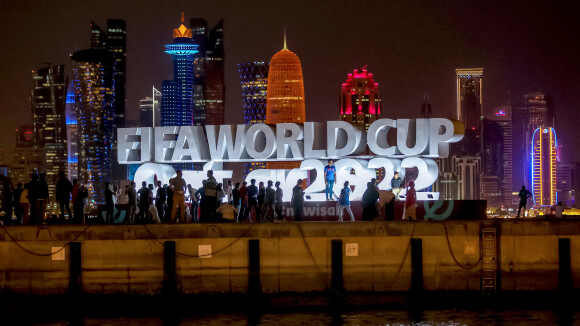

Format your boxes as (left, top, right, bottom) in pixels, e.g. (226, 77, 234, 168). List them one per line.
(161, 13, 199, 126)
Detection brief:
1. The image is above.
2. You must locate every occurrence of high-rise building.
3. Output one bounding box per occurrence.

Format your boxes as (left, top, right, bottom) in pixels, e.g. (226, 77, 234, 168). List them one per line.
(190, 18, 225, 126)
(140, 97, 154, 127)
(434, 155, 481, 200)
(483, 106, 514, 207)
(10, 126, 44, 186)
(239, 62, 269, 175)
(556, 162, 579, 207)
(456, 68, 483, 155)
(525, 93, 549, 133)
(160, 14, 198, 127)
(339, 67, 381, 132)
(90, 19, 127, 181)
(65, 83, 78, 181)
(531, 127, 557, 206)
(31, 65, 68, 203)
(72, 49, 116, 204)
(265, 36, 306, 124)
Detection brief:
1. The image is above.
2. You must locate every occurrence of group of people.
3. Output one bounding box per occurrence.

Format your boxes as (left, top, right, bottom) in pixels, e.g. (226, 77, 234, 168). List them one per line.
(0, 172, 88, 225)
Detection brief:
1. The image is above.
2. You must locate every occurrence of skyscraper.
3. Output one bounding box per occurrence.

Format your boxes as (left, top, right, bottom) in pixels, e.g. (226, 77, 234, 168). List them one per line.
(31, 65, 68, 203)
(65, 82, 78, 181)
(139, 97, 155, 127)
(239, 62, 269, 175)
(339, 67, 381, 132)
(160, 14, 198, 127)
(531, 127, 557, 206)
(265, 36, 306, 124)
(72, 49, 116, 204)
(486, 106, 514, 207)
(10, 126, 43, 187)
(456, 68, 483, 156)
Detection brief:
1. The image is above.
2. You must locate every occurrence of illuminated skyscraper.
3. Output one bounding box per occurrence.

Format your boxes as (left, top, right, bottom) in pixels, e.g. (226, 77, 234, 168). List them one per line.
(161, 14, 199, 127)
(190, 18, 225, 126)
(339, 67, 381, 131)
(72, 49, 116, 204)
(531, 127, 557, 206)
(485, 106, 513, 207)
(456, 68, 483, 156)
(65, 82, 78, 181)
(239, 62, 269, 175)
(31, 65, 68, 203)
(265, 36, 305, 124)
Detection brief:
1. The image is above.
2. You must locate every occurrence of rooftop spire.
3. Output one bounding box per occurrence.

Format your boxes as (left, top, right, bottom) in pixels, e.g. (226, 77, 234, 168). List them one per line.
(181, 12, 184, 24)
(283, 27, 287, 50)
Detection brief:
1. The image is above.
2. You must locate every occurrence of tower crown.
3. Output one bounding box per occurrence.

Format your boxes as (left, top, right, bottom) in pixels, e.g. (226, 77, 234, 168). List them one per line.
(173, 12, 193, 38)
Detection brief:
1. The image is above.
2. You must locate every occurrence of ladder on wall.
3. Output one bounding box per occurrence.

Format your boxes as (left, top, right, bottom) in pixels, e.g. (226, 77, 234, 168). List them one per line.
(481, 223, 497, 298)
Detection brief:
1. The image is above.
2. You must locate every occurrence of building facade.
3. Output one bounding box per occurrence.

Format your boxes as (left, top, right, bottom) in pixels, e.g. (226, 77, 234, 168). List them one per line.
(160, 15, 198, 127)
(65, 82, 78, 181)
(531, 127, 557, 206)
(72, 49, 116, 204)
(31, 65, 68, 203)
(265, 38, 306, 124)
(239, 62, 269, 175)
(339, 67, 381, 132)
(456, 68, 483, 155)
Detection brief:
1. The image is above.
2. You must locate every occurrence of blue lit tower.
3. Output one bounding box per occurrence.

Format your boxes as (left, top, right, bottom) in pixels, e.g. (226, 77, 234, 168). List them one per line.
(160, 13, 199, 126)
(71, 49, 116, 204)
(65, 82, 78, 181)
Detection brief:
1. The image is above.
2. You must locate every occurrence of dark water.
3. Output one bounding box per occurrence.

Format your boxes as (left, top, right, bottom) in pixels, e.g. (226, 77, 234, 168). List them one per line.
(5, 308, 580, 326)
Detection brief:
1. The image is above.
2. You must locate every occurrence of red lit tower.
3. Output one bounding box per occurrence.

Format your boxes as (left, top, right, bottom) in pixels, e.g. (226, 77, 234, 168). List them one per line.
(339, 67, 381, 131)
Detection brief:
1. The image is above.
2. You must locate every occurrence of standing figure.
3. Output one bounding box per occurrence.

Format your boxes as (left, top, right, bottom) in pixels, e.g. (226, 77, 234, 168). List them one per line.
(155, 181, 166, 222)
(104, 182, 115, 224)
(226, 180, 233, 204)
(274, 181, 284, 222)
(125, 182, 137, 223)
(137, 181, 151, 223)
(73, 183, 88, 224)
(390, 172, 403, 199)
(19, 184, 29, 225)
(404, 181, 417, 221)
(292, 179, 305, 221)
(246, 179, 259, 222)
(238, 182, 248, 222)
(324, 159, 337, 200)
(257, 182, 266, 222)
(188, 184, 199, 223)
(516, 185, 532, 218)
(201, 170, 218, 223)
(13, 183, 23, 224)
(338, 181, 355, 222)
(169, 170, 187, 223)
(362, 181, 380, 221)
(56, 172, 72, 222)
(262, 181, 276, 222)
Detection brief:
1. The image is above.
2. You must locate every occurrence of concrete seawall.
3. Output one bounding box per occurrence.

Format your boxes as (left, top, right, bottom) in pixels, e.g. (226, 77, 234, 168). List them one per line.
(0, 221, 578, 296)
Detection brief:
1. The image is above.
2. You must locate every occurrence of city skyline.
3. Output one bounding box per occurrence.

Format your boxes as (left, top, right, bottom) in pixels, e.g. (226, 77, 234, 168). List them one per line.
(0, 0, 579, 164)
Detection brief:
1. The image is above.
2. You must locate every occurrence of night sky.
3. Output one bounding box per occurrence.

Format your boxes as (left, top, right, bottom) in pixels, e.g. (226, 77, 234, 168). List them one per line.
(1, 0, 579, 162)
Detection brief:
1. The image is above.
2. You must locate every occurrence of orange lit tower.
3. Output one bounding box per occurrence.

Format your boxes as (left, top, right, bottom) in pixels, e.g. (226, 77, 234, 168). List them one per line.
(265, 34, 306, 124)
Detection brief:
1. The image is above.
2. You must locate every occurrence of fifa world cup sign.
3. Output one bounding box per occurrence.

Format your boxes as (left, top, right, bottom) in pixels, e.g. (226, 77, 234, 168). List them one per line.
(118, 119, 464, 202)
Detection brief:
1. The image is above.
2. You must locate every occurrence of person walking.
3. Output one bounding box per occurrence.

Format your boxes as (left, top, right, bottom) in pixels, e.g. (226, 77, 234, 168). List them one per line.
(274, 181, 284, 222)
(324, 159, 337, 201)
(362, 181, 380, 221)
(169, 170, 187, 223)
(338, 181, 355, 222)
(55, 172, 73, 222)
(292, 179, 305, 221)
(516, 185, 532, 218)
(390, 172, 403, 199)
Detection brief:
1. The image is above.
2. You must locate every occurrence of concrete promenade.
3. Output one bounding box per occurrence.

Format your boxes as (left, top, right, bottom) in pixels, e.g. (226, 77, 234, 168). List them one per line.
(0, 220, 578, 296)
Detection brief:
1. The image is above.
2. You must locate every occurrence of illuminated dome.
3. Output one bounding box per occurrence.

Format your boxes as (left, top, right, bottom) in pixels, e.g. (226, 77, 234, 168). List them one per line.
(265, 46, 306, 124)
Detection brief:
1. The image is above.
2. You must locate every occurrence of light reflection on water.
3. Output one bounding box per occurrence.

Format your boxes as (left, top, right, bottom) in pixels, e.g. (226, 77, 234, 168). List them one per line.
(10, 309, 580, 326)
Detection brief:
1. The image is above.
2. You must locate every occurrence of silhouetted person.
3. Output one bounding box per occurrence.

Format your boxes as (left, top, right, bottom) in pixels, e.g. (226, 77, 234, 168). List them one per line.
(201, 170, 218, 223)
(126, 182, 137, 223)
(238, 181, 248, 222)
(404, 181, 417, 221)
(516, 185, 532, 218)
(73, 182, 88, 224)
(246, 179, 259, 222)
(338, 181, 355, 222)
(155, 181, 166, 222)
(19, 183, 29, 225)
(165, 184, 173, 222)
(257, 181, 265, 222)
(104, 182, 114, 224)
(292, 179, 305, 221)
(362, 181, 380, 221)
(262, 180, 276, 222)
(275, 181, 284, 222)
(137, 181, 151, 223)
(56, 172, 73, 222)
(28, 173, 40, 224)
(188, 184, 198, 223)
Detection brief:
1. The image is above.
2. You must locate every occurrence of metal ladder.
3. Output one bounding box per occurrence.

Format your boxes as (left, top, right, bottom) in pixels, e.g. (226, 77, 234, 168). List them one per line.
(481, 223, 497, 298)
